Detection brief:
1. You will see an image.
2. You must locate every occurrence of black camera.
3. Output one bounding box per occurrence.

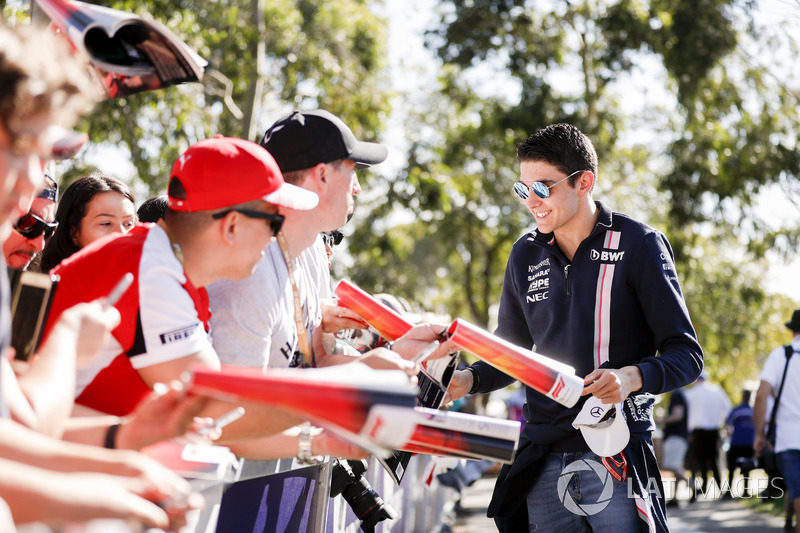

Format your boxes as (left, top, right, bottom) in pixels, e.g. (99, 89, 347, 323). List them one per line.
(329, 459, 398, 531)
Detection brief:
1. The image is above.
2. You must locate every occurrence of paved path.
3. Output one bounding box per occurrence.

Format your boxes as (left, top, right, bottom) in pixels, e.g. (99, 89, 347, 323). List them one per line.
(451, 474, 788, 532)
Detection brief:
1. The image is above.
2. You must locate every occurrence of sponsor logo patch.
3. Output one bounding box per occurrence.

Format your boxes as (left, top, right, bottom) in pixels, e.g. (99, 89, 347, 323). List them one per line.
(527, 277, 550, 293)
(590, 249, 625, 262)
(159, 324, 200, 345)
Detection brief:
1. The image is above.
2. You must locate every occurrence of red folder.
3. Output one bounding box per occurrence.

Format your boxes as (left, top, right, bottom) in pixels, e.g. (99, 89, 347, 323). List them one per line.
(369, 405, 520, 464)
(397, 442, 475, 460)
(447, 319, 584, 407)
(402, 408, 519, 463)
(188, 364, 417, 450)
(334, 280, 415, 341)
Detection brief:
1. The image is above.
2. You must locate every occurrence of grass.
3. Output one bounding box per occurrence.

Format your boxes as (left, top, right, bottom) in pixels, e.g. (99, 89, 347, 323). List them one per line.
(743, 492, 787, 517)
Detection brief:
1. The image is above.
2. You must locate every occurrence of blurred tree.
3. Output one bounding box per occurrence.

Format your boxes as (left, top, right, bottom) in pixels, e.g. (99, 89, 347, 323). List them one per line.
(348, 0, 800, 392)
(678, 233, 797, 396)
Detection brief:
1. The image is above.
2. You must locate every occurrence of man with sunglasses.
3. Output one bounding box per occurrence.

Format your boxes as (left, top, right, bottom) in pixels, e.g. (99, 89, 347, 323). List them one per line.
(208, 110, 452, 373)
(445, 123, 703, 532)
(4, 172, 58, 270)
(43, 136, 320, 443)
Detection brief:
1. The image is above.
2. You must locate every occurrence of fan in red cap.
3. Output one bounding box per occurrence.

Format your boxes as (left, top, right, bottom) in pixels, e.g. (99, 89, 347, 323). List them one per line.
(42, 136, 319, 451)
(168, 135, 317, 212)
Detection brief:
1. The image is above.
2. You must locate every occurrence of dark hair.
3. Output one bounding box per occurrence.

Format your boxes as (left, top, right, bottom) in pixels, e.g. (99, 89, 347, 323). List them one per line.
(742, 390, 752, 404)
(40, 172, 135, 272)
(137, 194, 169, 223)
(0, 25, 95, 135)
(516, 123, 598, 186)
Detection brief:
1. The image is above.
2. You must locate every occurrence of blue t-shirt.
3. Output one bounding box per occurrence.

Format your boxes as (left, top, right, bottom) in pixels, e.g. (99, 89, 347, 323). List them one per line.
(726, 403, 755, 446)
(663, 388, 688, 440)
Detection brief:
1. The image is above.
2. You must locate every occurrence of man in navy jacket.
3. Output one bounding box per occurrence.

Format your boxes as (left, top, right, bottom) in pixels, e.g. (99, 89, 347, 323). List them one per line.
(446, 123, 703, 532)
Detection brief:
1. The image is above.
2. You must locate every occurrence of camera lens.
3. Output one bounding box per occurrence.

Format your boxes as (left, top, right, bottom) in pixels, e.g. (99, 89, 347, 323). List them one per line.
(329, 459, 398, 531)
(341, 477, 398, 530)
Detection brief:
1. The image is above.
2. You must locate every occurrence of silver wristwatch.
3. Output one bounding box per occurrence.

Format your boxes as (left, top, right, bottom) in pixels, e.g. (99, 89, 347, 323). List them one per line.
(297, 422, 323, 465)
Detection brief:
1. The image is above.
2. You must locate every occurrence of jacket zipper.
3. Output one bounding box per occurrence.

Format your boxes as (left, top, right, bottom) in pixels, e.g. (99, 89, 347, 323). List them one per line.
(564, 264, 571, 297)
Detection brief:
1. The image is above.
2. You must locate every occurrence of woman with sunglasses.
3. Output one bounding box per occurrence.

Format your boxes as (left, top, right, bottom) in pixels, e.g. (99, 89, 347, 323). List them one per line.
(40, 173, 136, 273)
(3, 172, 59, 270)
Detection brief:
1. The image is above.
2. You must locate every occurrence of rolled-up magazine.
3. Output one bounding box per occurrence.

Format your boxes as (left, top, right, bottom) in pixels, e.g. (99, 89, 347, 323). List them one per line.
(371, 405, 520, 464)
(188, 364, 418, 456)
(334, 280, 415, 341)
(376, 351, 458, 484)
(34, 0, 206, 98)
(333, 283, 582, 408)
(397, 442, 476, 461)
(447, 319, 584, 408)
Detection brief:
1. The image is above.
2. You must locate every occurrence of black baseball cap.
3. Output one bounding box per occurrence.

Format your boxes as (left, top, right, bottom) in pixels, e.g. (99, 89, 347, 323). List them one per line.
(260, 109, 388, 172)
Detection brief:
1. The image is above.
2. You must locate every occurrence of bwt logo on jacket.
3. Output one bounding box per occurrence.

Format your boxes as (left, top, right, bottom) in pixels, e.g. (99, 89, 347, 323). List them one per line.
(590, 249, 625, 262)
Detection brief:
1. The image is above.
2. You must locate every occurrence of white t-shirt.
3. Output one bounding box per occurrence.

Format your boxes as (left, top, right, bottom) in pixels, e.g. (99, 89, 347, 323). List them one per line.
(207, 237, 330, 370)
(760, 338, 800, 453)
(685, 379, 731, 431)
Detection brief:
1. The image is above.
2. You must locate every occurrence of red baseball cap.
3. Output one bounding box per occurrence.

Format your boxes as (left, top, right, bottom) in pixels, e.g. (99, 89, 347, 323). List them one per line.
(168, 135, 318, 212)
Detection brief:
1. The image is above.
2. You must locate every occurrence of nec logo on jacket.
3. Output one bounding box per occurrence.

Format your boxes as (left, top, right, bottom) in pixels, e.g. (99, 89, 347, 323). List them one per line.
(590, 249, 625, 262)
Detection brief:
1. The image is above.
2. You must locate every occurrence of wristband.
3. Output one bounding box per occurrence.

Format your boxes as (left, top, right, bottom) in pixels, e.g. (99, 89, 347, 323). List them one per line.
(297, 423, 323, 465)
(104, 423, 121, 449)
(467, 367, 481, 395)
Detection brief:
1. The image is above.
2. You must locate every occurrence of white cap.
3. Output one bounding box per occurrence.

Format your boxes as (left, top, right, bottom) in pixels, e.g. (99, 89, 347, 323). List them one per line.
(572, 396, 630, 457)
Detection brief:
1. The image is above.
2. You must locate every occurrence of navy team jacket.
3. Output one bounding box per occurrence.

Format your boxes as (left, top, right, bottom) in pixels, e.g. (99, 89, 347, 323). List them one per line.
(471, 201, 703, 530)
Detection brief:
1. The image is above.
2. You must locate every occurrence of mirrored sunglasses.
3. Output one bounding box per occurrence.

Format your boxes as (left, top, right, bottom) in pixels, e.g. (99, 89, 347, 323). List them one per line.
(14, 213, 58, 240)
(513, 169, 587, 200)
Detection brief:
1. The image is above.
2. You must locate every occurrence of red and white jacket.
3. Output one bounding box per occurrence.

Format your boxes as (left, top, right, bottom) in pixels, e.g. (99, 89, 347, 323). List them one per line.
(44, 224, 211, 416)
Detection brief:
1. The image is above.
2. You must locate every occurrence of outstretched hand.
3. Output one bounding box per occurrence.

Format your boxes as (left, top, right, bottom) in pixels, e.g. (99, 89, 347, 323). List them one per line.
(391, 324, 458, 361)
(314, 427, 370, 460)
(116, 380, 209, 450)
(58, 299, 121, 368)
(443, 369, 473, 406)
(356, 347, 419, 381)
(320, 298, 369, 333)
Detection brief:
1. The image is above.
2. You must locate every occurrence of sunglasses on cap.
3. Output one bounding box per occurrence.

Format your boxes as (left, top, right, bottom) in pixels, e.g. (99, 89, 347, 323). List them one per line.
(322, 230, 344, 247)
(14, 213, 58, 240)
(513, 169, 587, 200)
(212, 208, 284, 236)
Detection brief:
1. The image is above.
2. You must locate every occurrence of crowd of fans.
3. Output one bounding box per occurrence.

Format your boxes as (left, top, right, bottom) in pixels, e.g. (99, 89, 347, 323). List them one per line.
(0, 22, 460, 532)
(9, 11, 795, 533)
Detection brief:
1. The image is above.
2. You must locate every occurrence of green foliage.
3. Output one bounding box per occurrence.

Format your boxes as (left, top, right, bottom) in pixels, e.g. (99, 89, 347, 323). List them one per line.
(348, 0, 800, 395)
(22, 0, 391, 196)
(677, 232, 797, 396)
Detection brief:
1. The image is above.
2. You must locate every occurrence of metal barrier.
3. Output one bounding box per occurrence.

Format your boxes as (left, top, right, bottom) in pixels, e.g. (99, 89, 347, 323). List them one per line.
(216, 454, 459, 533)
